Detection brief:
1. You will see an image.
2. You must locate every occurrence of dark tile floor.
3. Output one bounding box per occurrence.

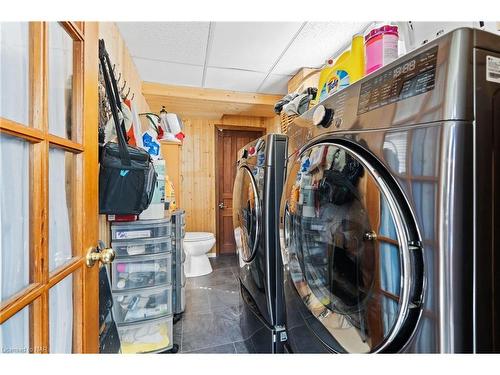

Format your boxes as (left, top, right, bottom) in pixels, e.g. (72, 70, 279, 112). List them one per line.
(173, 254, 255, 353)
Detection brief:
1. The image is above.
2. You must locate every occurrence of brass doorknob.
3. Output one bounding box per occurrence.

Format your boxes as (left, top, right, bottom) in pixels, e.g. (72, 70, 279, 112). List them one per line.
(86, 240, 115, 268)
(363, 230, 378, 241)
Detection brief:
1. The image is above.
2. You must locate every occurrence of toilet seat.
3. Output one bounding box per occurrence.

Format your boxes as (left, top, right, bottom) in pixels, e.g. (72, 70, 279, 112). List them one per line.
(184, 232, 214, 242)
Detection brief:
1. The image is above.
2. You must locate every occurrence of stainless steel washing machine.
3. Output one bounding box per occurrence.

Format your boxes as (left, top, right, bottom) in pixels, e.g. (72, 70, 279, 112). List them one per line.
(233, 134, 288, 353)
(280, 28, 500, 353)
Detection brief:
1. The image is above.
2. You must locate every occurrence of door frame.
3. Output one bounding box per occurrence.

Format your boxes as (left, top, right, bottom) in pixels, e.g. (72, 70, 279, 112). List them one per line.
(214, 125, 265, 256)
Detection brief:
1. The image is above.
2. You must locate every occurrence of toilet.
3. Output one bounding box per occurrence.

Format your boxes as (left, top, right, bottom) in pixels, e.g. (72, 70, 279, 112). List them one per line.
(183, 232, 215, 277)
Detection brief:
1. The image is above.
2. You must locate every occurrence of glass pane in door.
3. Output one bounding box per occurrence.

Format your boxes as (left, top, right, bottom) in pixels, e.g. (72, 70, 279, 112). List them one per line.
(0, 133, 30, 301)
(0, 22, 30, 125)
(48, 22, 74, 139)
(282, 144, 405, 353)
(0, 303, 31, 354)
(48, 147, 75, 271)
(49, 275, 73, 353)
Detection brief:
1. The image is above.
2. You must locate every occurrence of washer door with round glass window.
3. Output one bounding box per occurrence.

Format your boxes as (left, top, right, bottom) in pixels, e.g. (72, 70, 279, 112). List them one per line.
(280, 141, 424, 353)
(233, 165, 261, 263)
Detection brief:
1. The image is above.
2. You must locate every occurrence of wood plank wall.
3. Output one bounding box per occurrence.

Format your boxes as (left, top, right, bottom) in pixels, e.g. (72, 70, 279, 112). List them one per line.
(98, 23, 150, 114)
(97, 22, 151, 246)
(98, 23, 282, 254)
(180, 115, 276, 254)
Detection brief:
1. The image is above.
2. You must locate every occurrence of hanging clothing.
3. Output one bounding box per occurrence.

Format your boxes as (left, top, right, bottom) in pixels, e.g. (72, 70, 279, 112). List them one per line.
(130, 100, 144, 149)
(123, 98, 137, 146)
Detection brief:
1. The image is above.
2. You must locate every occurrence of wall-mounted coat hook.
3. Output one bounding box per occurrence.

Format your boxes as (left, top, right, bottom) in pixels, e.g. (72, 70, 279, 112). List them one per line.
(130, 93, 135, 100)
(117, 72, 122, 84)
(124, 87, 131, 100)
(120, 80, 127, 94)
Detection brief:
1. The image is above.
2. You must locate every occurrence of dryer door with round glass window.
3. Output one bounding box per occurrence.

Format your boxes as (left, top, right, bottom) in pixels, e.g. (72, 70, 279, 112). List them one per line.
(233, 165, 261, 262)
(280, 142, 423, 353)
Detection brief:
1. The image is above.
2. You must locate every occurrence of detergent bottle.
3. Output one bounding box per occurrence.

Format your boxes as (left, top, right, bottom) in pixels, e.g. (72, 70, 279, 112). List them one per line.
(317, 34, 365, 102)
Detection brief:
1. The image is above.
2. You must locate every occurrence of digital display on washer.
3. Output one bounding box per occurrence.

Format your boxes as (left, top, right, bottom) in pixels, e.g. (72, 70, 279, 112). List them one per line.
(357, 46, 438, 115)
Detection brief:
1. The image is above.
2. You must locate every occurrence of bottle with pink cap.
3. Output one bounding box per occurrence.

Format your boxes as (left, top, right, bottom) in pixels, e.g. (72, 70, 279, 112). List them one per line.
(365, 24, 399, 75)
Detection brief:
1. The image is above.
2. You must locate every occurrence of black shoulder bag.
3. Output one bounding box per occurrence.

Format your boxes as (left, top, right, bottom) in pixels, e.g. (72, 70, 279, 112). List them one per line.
(98, 39, 157, 215)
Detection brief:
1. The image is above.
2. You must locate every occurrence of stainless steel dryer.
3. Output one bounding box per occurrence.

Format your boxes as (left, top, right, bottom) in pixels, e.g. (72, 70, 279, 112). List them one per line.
(233, 134, 288, 353)
(280, 28, 500, 353)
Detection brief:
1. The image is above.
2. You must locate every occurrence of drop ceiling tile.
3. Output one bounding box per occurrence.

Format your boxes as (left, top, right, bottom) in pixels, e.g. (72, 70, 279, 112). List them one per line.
(134, 58, 203, 87)
(117, 22, 210, 65)
(204, 67, 266, 92)
(208, 22, 303, 72)
(259, 74, 291, 94)
(273, 22, 370, 75)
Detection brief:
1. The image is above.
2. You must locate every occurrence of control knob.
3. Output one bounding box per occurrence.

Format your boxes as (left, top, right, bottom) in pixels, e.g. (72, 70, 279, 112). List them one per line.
(312, 105, 334, 128)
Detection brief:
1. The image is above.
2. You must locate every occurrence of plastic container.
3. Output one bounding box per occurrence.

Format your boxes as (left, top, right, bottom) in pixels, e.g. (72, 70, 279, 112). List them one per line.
(117, 315, 173, 353)
(113, 285, 172, 324)
(111, 253, 172, 291)
(111, 218, 171, 240)
(139, 160, 166, 220)
(111, 236, 172, 257)
(317, 34, 365, 102)
(107, 214, 138, 222)
(365, 25, 399, 75)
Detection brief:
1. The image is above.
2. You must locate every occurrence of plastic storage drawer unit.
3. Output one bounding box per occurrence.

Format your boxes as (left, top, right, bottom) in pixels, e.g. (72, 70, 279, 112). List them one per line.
(117, 316, 173, 354)
(111, 237, 172, 257)
(113, 285, 173, 324)
(112, 253, 172, 291)
(111, 218, 172, 241)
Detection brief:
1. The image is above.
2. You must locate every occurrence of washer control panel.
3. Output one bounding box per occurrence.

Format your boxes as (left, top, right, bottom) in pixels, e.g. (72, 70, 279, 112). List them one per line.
(357, 46, 438, 115)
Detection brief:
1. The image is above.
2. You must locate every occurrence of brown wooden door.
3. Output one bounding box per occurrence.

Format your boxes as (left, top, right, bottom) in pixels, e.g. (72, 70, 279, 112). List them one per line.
(215, 127, 264, 254)
(0, 22, 101, 353)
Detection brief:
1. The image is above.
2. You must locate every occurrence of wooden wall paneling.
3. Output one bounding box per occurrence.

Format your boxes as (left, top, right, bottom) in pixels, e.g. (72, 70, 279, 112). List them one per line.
(287, 67, 320, 94)
(160, 141, 182, 210)
(98, 22, 150, 114)
(176, 116, 268, 255)
(97, 22, 152, 249)
(181, 118, 193, 230)
(264, 115, 281, 134)
(143, 82, 282, 119)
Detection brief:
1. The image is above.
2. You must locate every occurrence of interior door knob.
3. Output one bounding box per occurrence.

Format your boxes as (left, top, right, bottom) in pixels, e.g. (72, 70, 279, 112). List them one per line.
(363, 230, 378, 241)
(218, 202, 225, 209)
(86, 240, 116, 268)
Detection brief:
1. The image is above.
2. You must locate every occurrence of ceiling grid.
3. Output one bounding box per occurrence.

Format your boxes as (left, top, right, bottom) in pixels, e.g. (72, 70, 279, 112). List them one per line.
(117, 22, 368, 94)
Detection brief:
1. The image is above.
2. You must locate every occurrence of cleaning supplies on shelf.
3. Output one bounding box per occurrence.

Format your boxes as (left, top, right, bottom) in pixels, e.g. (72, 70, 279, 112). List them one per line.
(139, 159, 166, 220)
(317, 34, 365, 102)
(142, 129, 162, 160)
(159, 107, 185, 141)
(165, 175, 176, 212)
(365, 25, 399, 75)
